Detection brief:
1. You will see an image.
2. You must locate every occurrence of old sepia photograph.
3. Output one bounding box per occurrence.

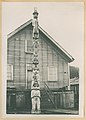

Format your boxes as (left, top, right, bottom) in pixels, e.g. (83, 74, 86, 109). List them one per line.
(2, 2, 84, 116)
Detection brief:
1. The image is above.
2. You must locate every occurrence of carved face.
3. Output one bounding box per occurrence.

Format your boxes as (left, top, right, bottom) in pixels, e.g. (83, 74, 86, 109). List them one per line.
(33, 66, 39, 71)
(33, 52, 38, 57)
(33, 80, 39, 87)
(33, 69, 39, 74)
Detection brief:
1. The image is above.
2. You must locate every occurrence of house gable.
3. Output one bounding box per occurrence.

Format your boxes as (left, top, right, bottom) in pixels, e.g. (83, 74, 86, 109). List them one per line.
(7, 19, 74, 63)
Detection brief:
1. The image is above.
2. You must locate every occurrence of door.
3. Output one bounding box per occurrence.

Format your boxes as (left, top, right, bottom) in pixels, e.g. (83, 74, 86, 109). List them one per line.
(27, 70, 32, 89)
(26, 64, 32, 111)
(26, 64, 32, 89)
(26, 70, 32, 112)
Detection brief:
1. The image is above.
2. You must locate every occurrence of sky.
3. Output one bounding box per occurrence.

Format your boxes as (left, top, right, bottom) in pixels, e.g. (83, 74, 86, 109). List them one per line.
(2, 2, 84, 69)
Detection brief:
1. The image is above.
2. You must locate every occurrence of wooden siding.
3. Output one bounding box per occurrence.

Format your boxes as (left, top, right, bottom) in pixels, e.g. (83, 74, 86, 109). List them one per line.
(7, 24, 69, 90)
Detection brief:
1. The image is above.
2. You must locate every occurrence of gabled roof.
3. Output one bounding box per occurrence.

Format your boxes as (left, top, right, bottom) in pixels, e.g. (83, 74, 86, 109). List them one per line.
(7, 19, 74, 63)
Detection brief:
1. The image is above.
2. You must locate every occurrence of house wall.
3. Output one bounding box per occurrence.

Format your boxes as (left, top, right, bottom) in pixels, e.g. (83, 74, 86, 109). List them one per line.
(7, 24, 69, 90)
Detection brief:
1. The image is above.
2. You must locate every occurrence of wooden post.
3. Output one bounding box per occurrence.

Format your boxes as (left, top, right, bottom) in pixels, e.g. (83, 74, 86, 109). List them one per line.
(68, 63, 70, 90)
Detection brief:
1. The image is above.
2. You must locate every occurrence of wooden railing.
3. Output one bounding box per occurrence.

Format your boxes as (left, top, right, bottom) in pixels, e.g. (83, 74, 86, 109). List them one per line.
(43, 81, 56, 109)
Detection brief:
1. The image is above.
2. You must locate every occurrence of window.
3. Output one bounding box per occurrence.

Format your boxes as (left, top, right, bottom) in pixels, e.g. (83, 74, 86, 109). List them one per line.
(25, 39, 33, 53)
(48, 67, 57, 81)
(7, 64, 13, 80)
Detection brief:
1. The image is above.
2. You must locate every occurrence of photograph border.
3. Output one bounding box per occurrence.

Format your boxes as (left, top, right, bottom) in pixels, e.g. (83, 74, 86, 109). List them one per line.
(0, 0, 85, 120)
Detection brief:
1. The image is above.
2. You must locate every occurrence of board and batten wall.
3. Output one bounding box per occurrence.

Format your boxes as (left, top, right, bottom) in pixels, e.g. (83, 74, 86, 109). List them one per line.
(7, 24, 69, 90)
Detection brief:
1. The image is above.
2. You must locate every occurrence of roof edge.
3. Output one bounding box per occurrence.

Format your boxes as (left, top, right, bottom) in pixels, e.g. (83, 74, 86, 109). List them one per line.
(39, 26, 74, 62)
(7, 19, 32, 39)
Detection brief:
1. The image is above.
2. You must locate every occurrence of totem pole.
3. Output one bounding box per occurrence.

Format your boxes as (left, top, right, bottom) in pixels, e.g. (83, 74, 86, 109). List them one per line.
(31, 8, 41, 114)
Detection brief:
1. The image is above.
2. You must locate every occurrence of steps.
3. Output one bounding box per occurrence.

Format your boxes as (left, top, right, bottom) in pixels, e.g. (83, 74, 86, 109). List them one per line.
(40, 88, 55, 110)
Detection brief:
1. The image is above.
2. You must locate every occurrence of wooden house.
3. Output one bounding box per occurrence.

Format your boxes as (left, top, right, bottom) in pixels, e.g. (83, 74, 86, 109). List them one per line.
(7, 17, 74, 113)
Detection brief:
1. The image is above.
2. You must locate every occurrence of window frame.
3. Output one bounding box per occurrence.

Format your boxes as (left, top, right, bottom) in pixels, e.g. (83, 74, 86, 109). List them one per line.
(25, 39, 33, 53)
(48, 66, 57, 81)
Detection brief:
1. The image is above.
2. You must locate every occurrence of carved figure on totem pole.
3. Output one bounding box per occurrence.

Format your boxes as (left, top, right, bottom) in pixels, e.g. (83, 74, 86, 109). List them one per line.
(31, 79, 40, 113)
(33, 40, 39, 53)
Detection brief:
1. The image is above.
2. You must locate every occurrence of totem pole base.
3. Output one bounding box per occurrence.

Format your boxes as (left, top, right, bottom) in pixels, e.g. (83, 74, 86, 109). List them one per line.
(31, 109, 41, 114)
(31, 97, 41, 114)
